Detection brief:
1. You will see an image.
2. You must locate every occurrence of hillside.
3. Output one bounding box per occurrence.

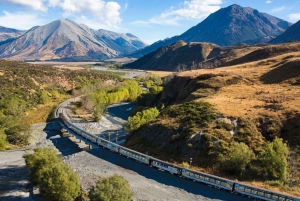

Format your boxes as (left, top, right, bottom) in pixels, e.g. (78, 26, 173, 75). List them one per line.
(125, 41, 220, 71)
(0, 19, 146, 61)
(0, 26, 24, 42)
(128, 4, 291, 58)
(125, 45, 300, 193)
(0, 59, 120, 149)
(125, 41, 300, 71)
(271, 20, 300, 43)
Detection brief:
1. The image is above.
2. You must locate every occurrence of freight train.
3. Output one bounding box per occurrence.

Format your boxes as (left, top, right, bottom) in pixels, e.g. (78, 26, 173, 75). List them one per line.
(59, 113, 300, 201)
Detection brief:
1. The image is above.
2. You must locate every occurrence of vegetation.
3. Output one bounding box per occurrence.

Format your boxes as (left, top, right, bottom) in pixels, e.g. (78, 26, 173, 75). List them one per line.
(25, 148, 80, 201)
(81, 80, 143, 121)
(0, 60, 119, 150)
(88, 175, 133, 201)
(123, 107, 159, 132)
(260, 138, 288, 180)
(123, 50, 300, 196)
(218, 142, 254, 175)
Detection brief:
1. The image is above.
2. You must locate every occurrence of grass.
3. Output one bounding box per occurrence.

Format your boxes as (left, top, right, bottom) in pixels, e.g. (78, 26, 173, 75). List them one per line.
(125, 46, 300, 196)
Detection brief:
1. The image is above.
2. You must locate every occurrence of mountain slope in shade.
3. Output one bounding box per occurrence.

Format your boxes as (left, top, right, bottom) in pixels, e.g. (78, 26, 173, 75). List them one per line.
(125, 41, 220, 71)
(124, 40, 300, 71)
(270, 20, 300, 43)
(0, 19, 146, 61)
(0, 26, 24, 42)
(129, 4, 292, 58)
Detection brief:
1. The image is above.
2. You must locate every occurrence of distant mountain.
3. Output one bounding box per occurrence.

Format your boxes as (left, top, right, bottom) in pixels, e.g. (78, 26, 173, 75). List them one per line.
(124, 41, 220, 71)
(129, 4, 292, 58)
(0, 26, 24, 42)
(0, 19, 146, 61)
(270, 20, 300, 43)
(124, 40, 300, 71)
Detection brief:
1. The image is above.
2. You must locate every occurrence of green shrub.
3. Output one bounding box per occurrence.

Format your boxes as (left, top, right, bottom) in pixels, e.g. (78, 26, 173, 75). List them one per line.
(25, 148, 80, 200)
(89, 175, 133, 201)
(123, 107, 160, 132)
(259, 137, 288, 180)
(218, 142, 254, 175)
(182, 162, 190, 168)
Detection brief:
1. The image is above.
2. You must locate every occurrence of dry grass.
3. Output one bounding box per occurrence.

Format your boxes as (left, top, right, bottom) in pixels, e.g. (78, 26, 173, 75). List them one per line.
(53, 65, 85, 70)
(146, 70, 174, 77)
(24, 96, 68, 124)
(178, 52, 300, 122)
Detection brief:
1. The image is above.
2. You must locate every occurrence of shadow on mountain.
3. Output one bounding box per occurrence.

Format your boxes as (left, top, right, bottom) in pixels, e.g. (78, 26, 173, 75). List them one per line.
(281, 113, 300, 146)
(224, 44, 300, 67)
(260, 60, 300, 84)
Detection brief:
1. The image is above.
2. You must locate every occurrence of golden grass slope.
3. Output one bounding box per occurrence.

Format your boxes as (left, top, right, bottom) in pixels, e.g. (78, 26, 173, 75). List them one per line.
(178, 45, 300, 143)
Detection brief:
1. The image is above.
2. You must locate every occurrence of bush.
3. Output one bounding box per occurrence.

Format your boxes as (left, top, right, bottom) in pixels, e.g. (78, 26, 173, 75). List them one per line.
(259, 137, 288, 180)
(25, 148, 80, 200)
(89, 175, 133, 201)
(218, 142, 254, 175)
(182, 162, 190, 168)
(123, 107, 160, 132)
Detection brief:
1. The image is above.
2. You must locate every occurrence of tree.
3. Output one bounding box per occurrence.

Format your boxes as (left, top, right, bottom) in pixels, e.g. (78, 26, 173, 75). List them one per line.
(89, 175, 133, 201)
(123, 107, 160, 132)
(260, 137, 288, 180)
(25, 148, 61, 184)
(39, 163, 81, 201)
(218, 142, 254, 175)
(25, 148, 80, 201)
(39, 91, 51, 104)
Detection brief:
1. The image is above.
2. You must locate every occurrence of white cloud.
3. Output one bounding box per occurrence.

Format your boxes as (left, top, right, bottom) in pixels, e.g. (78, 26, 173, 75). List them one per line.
(59, 0, 122, 27)
(271, 6, 286, 12)
(75, 15, 127, 33)
(48, 0, 60, 7)
(289, 13, 300, 21)
(266, 0, 272, 4)
(2, 0, 123, 27)
(4, 0, 48, 11)
(132, 0, 222, 26)
(0, 11, 45, 30)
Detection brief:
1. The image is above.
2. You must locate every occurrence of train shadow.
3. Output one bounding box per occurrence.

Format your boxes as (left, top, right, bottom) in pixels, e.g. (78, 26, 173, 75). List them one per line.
(86, 147, 253, 201)
(42, 119, 84, 156)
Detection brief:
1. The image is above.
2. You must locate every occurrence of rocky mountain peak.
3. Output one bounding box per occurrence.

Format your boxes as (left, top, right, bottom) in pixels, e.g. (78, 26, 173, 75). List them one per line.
(0, 19, 146, 61)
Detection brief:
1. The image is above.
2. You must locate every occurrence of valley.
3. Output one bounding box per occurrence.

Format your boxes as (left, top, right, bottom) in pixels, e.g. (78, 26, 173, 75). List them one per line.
(0, 1, 300, 201)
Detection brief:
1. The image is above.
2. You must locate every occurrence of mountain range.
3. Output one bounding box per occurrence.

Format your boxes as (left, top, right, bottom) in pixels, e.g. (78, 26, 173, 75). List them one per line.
(0, 4, 299, 62)
(124, 40, 300, 71)
(0, 26, 24, 42)
(128, 4, 292, 58)
(0, 19, 146, 61)
(271, 20, 300, 43)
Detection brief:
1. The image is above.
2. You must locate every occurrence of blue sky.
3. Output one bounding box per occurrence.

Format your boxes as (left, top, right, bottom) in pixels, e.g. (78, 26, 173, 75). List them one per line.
(0, 0, 300, 44)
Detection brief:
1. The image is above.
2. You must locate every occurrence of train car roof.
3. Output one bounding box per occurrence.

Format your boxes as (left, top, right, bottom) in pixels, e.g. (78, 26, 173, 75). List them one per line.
(182, 167, 235, 183)
(236, 182, 300, 199)
(151, 157, 182, 168)
(119, 146, 149, 157)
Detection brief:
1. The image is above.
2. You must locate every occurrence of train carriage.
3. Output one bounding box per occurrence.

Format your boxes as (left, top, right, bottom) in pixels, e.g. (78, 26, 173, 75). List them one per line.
(150, 158, 181, 175)
(182, 168, 234, 191)
(234, 183, 300, 201)
(119, 147, 150, 165)
(97, 138, 119, 152)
